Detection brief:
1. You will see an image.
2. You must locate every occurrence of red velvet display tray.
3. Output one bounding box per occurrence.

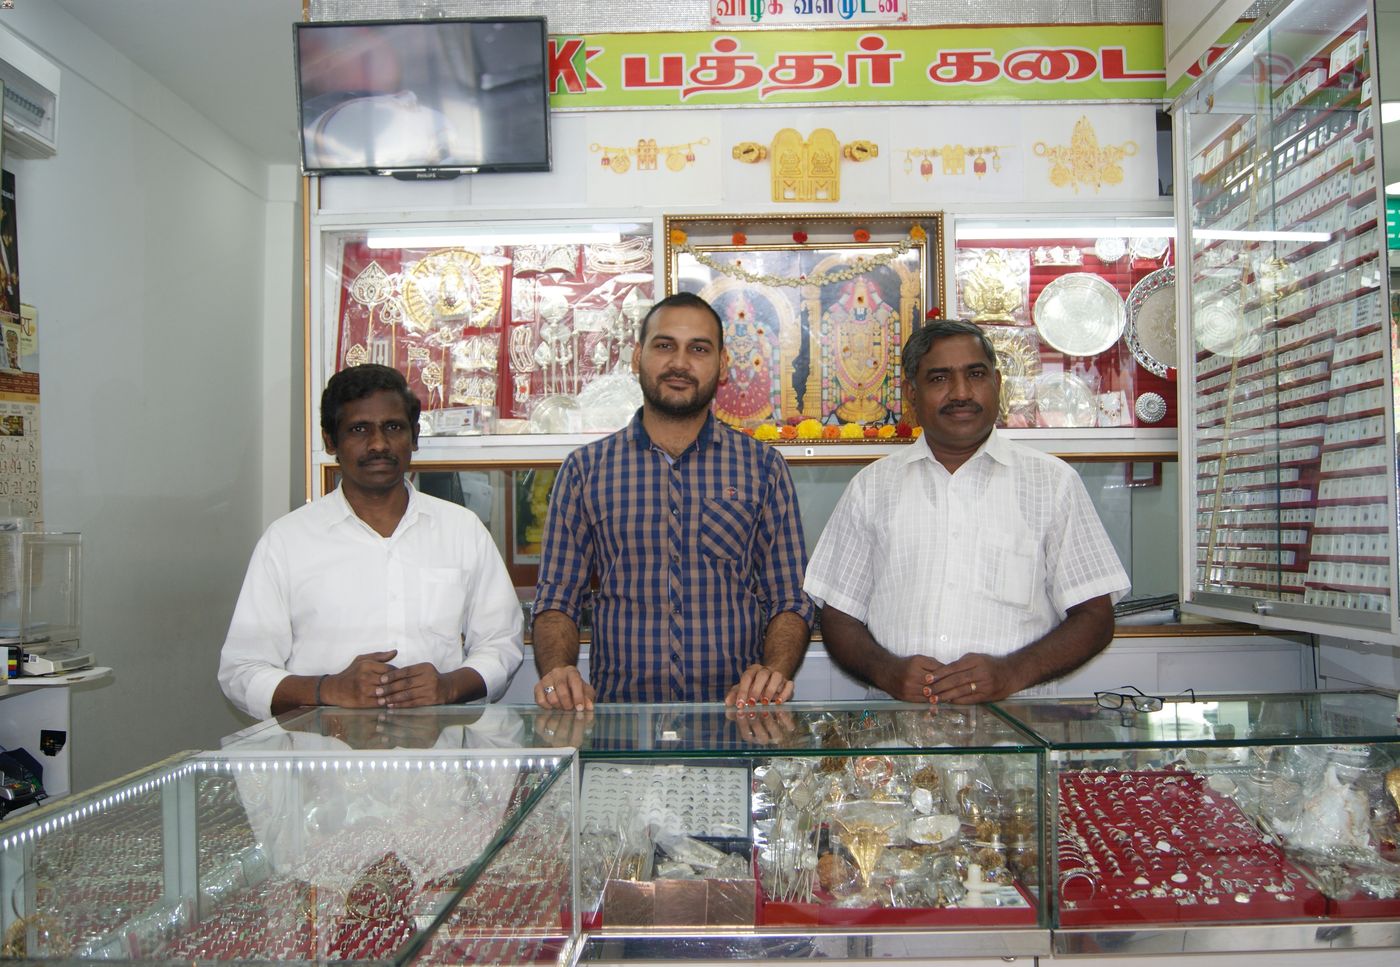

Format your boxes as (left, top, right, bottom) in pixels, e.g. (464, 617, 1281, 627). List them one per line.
(1056, 769, 1326, 927)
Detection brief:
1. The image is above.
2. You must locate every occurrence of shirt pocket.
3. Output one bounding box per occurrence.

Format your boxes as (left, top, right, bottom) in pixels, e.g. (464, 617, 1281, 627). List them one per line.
(416, 566, 469, 642)
(699, 497, 759, 563)
(976, 535, 1037, 609)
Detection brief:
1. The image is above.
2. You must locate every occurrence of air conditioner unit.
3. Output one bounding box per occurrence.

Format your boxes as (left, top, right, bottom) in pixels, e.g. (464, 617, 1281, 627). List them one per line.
(0, 28, 58, 159)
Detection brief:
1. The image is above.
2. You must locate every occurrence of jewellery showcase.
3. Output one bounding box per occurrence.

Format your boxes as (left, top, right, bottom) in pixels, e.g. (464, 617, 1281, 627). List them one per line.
(334, 231, 655, 435)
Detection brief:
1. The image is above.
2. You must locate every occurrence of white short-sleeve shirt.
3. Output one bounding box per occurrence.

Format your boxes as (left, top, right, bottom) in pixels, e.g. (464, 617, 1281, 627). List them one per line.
(804, 430, 1129, 662)
(219, 483, 524, 720)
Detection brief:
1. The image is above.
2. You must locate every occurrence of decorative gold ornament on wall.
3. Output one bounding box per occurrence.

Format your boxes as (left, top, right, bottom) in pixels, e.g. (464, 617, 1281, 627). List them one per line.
(731, 128, 878, 203)
(1034, 116, 1137, 193)
(903, 144, 1009, 179)
(590, 137, 711, 173)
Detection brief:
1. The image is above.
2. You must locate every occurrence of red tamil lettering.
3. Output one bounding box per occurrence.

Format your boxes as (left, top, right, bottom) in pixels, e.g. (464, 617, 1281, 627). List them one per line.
(712, 0, 741, 15)
(621, 52, 685, 90)
(682, 38, 764, 99)
(927, 49, 1000, 84)
(761, 52, 843, 97)
(846, 35, 903, 86)
(1099, 47, 1166, 81)
(1003, 47, 1098, 83)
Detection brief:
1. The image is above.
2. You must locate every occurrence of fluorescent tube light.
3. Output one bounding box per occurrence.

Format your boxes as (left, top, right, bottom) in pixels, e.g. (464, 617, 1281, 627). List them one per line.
(1194, 229, 1331, 243)
(365, 230, 623, 248)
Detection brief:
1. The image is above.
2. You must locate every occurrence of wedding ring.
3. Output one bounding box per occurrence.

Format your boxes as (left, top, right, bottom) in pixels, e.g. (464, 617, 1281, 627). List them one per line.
(970, 681, 978, 693)
(543, 685, 556, 694)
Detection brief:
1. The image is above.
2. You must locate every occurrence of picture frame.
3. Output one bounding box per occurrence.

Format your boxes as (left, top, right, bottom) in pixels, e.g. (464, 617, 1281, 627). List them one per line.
(664, 213, 943, 435)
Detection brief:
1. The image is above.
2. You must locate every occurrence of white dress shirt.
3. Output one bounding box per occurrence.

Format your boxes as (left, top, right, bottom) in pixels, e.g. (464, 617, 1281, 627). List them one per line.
(219, 483, 523, 720)
(805, 430, 1129, 663)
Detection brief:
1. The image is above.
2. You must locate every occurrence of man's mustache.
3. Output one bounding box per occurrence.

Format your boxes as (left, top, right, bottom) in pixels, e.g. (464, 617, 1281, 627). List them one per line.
(939, 401, 981, 415)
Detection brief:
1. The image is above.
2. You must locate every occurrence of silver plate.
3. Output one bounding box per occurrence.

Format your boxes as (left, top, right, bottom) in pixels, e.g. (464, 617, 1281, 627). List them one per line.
(1033, 371, 1097, 428)
(1194, 286, 1259, 358)
(1126, 267, 1177, 377)
(1130, 236, 1170, 260)
(1093, 237, 1127, 262)
(1033, 273, 1126, 357)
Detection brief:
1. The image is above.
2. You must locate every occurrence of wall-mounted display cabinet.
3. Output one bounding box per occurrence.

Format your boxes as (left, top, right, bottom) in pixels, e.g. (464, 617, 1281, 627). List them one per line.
(310, 214, 1182, 616)
(1174, 0, 1399, 643)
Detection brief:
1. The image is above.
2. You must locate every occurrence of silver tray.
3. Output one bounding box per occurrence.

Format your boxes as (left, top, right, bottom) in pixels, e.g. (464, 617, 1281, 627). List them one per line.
(1033, 371, 1097, 428)
(1194, 284, 1258, 358)
(1130, 236, 1170, 260)
(1033, 273, 1125, 357)
(1126, 267, 1177, 377)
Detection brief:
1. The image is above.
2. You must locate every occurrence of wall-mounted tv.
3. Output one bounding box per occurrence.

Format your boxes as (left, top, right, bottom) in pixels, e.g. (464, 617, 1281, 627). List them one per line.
(295, 17, 551, 178)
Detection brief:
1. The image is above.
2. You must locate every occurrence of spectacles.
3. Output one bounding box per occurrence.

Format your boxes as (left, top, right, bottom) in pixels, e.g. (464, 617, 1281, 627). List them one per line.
(1094, 686, 1196, 713)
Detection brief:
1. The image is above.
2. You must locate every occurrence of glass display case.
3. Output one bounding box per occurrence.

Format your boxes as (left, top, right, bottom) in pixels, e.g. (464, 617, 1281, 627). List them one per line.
(998, 690, 1400, 953)
(312, 218, 657, 456)
(0, 747, 575, 964)
(952, 217, 1178, 433)
(1174, 0, 1399, 641)
(255, 702, 1052, 961)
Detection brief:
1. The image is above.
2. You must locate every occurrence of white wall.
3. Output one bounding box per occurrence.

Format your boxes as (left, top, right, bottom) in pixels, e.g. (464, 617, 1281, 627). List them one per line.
(0, 7, 294, 787)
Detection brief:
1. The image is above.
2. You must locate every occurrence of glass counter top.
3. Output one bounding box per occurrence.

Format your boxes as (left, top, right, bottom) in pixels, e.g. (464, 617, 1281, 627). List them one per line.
(996, 690, 1400, 749)
(230, 702, 1043, 757)
(0, 748, 573, 963)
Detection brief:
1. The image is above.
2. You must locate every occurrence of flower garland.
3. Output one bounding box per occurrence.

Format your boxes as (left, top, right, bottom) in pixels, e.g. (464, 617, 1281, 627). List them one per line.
(669, 225, 927, 290)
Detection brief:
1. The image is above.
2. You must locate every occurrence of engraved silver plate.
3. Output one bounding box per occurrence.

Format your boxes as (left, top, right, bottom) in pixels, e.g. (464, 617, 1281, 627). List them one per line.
(1126, 267, 1177, 377)
(1033, 273, 1126, 357)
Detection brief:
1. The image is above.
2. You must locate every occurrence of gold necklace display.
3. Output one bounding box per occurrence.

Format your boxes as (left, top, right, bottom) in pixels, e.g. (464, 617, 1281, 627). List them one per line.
(402, 248, 503, 333)
(1034, 115, 1137, 192)
(590, 137, 710, 173)
(903, 144, 1009, 179)
(731, 129, 879, 203)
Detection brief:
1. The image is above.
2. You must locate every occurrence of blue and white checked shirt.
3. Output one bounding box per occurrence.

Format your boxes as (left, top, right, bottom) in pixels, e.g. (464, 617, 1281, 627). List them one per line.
(534, 412, 814, 702)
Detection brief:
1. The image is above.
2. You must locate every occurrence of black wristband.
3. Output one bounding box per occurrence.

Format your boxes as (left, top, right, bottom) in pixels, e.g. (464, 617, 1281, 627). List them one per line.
(314, 674, 328, 706)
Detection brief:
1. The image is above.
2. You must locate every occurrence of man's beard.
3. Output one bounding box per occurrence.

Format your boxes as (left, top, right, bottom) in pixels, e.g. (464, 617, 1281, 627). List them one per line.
(640, 368, 719, 418)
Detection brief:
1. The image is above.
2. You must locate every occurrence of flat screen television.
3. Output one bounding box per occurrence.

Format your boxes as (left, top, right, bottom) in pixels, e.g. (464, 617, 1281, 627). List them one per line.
(295, 17, 551, 177)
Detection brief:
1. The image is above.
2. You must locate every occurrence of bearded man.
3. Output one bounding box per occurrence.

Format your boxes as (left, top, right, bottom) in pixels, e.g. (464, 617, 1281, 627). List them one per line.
(531, 292, 813, 708)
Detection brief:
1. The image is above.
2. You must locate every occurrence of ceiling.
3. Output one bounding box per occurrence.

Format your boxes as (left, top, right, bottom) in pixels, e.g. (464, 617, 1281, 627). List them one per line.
(48, 0, 1400, 186)
(53, 0, 303, 165)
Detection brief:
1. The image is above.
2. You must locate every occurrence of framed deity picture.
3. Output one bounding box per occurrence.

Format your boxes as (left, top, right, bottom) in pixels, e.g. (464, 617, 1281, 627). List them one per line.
(664, 213, 943, 435)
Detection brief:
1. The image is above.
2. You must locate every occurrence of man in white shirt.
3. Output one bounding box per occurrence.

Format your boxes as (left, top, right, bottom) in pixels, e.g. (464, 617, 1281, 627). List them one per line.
(219, 364, 522, 720)
(804, 320, 1129, 704)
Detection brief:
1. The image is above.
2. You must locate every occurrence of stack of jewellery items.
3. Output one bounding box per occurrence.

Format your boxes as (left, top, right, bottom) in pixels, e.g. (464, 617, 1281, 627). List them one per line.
(15, 781, 256, 958)
(148, 762, 546, 961)
(751, 713, 1038, 923)
(507, 239, 652, 418)
(1056, 768, 1323, 923)
(426, 792, 574, 964)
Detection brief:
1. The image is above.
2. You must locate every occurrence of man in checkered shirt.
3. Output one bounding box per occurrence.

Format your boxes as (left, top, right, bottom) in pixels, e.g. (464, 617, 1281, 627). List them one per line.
(805, 320, 1130, 704)
(532, 293, 814, 709)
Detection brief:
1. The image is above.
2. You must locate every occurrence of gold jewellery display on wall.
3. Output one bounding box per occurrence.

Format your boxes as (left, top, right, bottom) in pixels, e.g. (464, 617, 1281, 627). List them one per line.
(590, 137, 711, 174)
(1034, 115, 1137, 192)
(731, 129, 880, 203)
(902, 144, 1010, 179)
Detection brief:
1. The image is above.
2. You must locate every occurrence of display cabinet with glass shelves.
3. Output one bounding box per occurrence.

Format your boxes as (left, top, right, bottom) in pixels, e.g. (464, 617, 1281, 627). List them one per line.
(1174, 0, 1399, 643)
(252, 702, 1053, 961)
(997, 689, 1400, 954)
(0, 747, 576, 964)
